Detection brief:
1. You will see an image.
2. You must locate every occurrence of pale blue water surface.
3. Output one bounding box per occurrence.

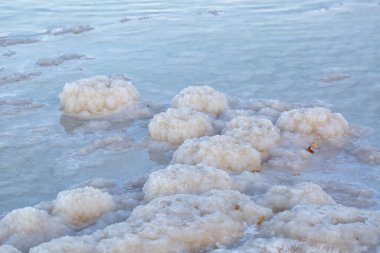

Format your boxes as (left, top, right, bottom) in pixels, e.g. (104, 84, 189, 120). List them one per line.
(0, 0, 379, 217)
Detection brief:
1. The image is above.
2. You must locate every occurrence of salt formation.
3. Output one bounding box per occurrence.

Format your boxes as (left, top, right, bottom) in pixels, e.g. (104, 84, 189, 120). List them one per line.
(250, 100, 290, 113)
(171, 85, 228, 115)
(143, 164, 234, 201)
(0, 72, 41, 86)
(223, 116, 281, 157)
(52, 186, 115, 227)
(30, 190, 272, 253)
(0, 207, 68, 250)
(0, 37, 39, 47)
(265, 148, 312, 173)
(36, 53, 88, 67)
(59, 76, 140, 117)
(276, 107, 350, 141)
(350, 145, 380, 165)
(74, 136, 133, 156)
(212, 237, 333, 253)
(172, 135, 262, 173)
(48, 25, 93, 36)
(148, 108, 214, 144)
(263, 182, 335, 212)
(261, 205, 380, 252)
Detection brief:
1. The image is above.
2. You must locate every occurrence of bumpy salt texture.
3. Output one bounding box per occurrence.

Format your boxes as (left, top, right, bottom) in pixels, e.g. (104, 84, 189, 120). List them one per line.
(276, 107, 350, 141)
(143, 164, 234, 201)
(0, 207, 68, 251)
(59, 76, 140, 117)
(148, 108, 214, 144)
(261, 204, 380, 252)
(172, 135, 262, 172)
(52, 186, 115, 227)
(171, 85, 229, 115)
(223, 116, 281, 158)
(263, 182, 335, 212)
(30, 190, 273, 253)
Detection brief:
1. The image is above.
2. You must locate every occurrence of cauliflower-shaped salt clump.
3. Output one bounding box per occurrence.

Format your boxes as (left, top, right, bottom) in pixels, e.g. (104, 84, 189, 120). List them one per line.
(172, 135, 262, 173)
(223, 116, 281, 157)
(276, 107, 350, 140)
(59, 76, 140, 117)
(143, 164, 234, 201)
(171, 85, 228, 115)
(53, 186, 115, 227)
(263, 182, 335, 212)
(0, 207, 68, 251)
(31, 190, 272, 253)
(261, 205, 380, 252)
(148, 108, 214, 144)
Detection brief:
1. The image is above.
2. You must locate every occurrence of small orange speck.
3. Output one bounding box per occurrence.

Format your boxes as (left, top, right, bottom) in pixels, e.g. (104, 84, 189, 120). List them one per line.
(257, 215, 266, 225)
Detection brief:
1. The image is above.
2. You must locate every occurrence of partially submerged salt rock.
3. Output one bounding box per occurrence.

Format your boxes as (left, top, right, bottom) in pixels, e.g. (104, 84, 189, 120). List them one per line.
(31, 190, 273, 253)
(171, 85, 228, 115)
(261, 204, 380, 252)
(276, 107, 350, 141)
(263, 182, 335, 212)
(52, 186, 115, 227)
(59, 76, 140, 117)
(211, 237, 332, 253)
(0, 207, 68, 251)
(148, 108, 214, 144)
(223, 116, 281, 158)
(172, 135, 262, 172)
(143, 164, 234, 201)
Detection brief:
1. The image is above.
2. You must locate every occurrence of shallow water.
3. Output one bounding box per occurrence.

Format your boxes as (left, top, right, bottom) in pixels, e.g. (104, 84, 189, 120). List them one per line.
(0, 0, 380, 252)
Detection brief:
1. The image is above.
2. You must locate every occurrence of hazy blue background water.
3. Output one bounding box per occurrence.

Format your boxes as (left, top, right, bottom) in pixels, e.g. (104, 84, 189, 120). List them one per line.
(0, 0, 379, 214)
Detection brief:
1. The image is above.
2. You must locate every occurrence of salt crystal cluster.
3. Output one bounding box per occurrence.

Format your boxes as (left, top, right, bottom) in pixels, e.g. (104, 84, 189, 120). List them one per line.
(59, 76, 140, 117)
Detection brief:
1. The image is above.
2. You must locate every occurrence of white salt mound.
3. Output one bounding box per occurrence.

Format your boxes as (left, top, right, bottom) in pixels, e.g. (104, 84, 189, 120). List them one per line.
(148, 108, 214, 144)
(263, 182, 335, 212)
(52, 186, 115, 227)
(143, 164, 234, 201)
(171, 85, 229, 115)
(31, 190, 273, 253)
(223, 116, 281, 157)
(172, 135, 262, 173)
(261, 204, 380, 252)
(59, 76, 140, 117)
(0, 207, 68, 250)
(276, 107, 350, 140)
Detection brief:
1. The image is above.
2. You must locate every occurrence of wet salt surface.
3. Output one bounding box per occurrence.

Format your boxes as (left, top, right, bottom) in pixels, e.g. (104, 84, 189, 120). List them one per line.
(0, 0, 380, 252)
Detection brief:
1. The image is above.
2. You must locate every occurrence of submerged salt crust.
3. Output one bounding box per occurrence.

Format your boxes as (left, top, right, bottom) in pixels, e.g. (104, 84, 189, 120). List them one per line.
(260, 204, 380, 252)
(52, 186, 116, 228)
(276, 107, 350, 141)
(59, 76, 140, 117)
(223, 116, 281, 158)
(30, 190, 273, 253)
(263, 182, 336, 212)
(212, 237, 335, 253)
(171, 85, 229, 115)
(172, 135, 262, 173)
(143, 163, 234, 201)
(148, 107, 214, 144)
